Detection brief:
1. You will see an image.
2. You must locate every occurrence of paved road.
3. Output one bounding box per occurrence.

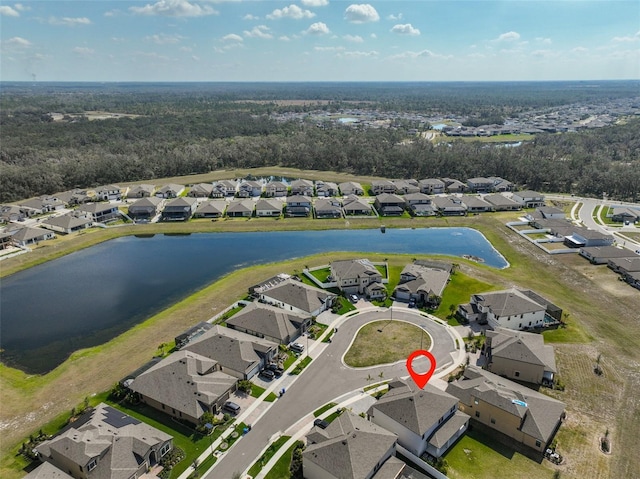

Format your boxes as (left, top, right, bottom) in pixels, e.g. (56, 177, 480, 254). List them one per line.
(205, 308, 458, 479)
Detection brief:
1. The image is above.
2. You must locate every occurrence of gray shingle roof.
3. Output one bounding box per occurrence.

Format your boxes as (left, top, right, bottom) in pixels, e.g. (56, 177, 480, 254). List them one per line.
(446, 366, 565, 444)
(428, 411, 469, 449)
(195, 200, 227, 215)
(183, 325, 277, 376)
(226, 302, 308, 343)
(226, 199, 254, 213)
(474, 288, 545, 317)
(303, 411, 397, 479)
(9, 226, 53, 242)
(24, 462, 75, 479)
(262, 278, 336, 314)
(130, 351, 236, 421)
(367, 380, 459, 436)
(483, 194, 520, 207)
(42, 213, 92, 230)
(255, 198, 282, 212)
(487, 329, 556, 372)
(331, 259, 380, 281)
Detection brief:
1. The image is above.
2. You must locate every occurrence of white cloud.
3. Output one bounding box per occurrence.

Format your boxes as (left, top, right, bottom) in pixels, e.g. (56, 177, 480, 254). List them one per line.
(391, 24, 420, 36)
(222, 33, 243, 42)
(49, 17, 92, 26)
(390, 49, 452, 60)
(73, 47, 95, 56)
(104, 10, 122, 17)
(535, 37, 552, 45)
(370, 33, 377, 39)
(301, 0, 328, 6)
(130, 0, 217, 17)
(531, 49, 556, 58)
(2, 36, 31, 48)
(305, 22, 330, 35)
(243, 14, 259, 20)
(342, 50, 378, 57)
(493, 31, 520, 42)
(145, 33, 184, 44)
(14, 3, 30, 11)
(387, 13, 402, 21)
(180, 46, 192, 52)
(279, 35, 291, 41)
(571, 46, 588, 53)
(0, 5, 19, 16)
(314, 46, 345, 52)
(612, 31, 640, 42)
(111, 37, 126, 43)
(267, 5, 315, 20)
(344, 4, 379, 24)
(343, 34, 363, 43)
(243, 25, 273, 39)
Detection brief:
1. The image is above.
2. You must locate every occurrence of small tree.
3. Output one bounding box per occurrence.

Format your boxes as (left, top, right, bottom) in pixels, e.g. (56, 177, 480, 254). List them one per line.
(449, 303, 457, 318)
(238, 380, 253, 394)
(594, 353, 603, 375)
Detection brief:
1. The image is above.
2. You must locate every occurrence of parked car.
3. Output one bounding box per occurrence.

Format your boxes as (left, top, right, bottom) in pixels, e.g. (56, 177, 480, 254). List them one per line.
(259, 369, 275, 380)
(350, 294, 359, 303)
(408, 298, 417, 308)
(223, 401, 241, 415)
(313, 418, 329, 429)
(290, 342, 305, 353)
(266, 364, 285, 377)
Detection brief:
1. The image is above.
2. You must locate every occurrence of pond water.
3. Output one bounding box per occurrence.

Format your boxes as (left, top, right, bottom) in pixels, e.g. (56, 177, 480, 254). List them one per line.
(0, 227, 507, 374)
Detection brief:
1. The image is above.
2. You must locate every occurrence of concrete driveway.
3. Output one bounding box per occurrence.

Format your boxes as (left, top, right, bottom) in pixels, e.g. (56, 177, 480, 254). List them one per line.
(204, 307, 461, 479)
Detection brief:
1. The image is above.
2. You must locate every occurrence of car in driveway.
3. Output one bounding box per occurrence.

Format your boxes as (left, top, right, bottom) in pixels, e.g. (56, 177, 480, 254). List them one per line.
(223, 401, 241, 415)
(290, 342, 305, 353)
(259, 369, 276, 380)
(350, 294, 359, 303)
(266, 364, 285, 377)
(313, 418, 329, 429)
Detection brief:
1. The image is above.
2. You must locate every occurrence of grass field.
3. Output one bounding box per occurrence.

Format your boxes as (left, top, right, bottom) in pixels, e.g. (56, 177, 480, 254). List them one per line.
(1, 178, 639, 479)
(343, 321, 432, 368)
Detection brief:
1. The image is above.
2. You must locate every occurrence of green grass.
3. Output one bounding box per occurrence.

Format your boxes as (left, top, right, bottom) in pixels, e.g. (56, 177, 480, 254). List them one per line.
(249, 384, 276, 401)
(543, 319, 591, 344)
(264, 441, 296, 479)
(434, 271, 497, 321)
(291, 356, 312, 375)
(310, 267, 332, 282)
(247, 435, 291, 478)
(335, 296, 356, 315)
(375, 263, 388, 278)
(218, 304, 244, 322)
(323, 408, 344, 424)
(436, 133, 536, 144)
(313, 402, 338, 418)
(443, 427, 554, 479)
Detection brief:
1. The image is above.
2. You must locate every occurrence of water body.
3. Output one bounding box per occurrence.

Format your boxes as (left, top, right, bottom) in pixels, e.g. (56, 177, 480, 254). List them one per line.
(0, 228, 507, 374)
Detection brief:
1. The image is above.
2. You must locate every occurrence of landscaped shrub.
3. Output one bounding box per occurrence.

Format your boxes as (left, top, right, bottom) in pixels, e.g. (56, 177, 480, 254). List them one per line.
(289, 441, 305, 479)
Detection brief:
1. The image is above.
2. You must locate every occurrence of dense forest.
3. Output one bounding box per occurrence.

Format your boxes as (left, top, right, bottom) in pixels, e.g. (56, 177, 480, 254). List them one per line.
(1, 82, 639, 203)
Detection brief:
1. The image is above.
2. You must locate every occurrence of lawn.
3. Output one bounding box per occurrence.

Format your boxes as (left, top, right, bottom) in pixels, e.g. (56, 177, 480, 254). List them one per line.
(433, 271, 496, 321)
(343, 320, 432, 368)
(264, 441, 297, 479)
(444, 427, 556, 479)
(313, 402, 338, 417)
(291, 356, 312, 375)
(247, 435, 291, 478)
(309, 267, 332, 283)
(334, 296, 357, 315)
(249, 384, 278, 402)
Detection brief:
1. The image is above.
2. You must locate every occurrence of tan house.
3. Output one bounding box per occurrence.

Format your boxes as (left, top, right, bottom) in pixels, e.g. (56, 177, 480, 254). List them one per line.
(446, 366, 565, 453)
(35, 403, 172, 479)
(330, 259, 383, 295)
(485, 329, 557, 385)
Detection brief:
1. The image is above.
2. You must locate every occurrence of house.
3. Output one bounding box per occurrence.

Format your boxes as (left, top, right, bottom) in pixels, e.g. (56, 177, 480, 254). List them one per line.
(160, 197, 197, 221)
(446, 366, 566, 453)
(255, 198, 283, 217)
(610, 207, 640, 224)
(419, 178, 445, 195)
(442, 178, 468, 194)
(77, 203, 121, 223)
(579, 246, 636, 264)
(156, 184, 185, 199)
(484, 194, 522, 211)
(264, 181, 288, 197)
(338, 181, 364, 196)
(193, 200, 227, 218)
(528, 206, 565, 222)
(1, 204, 33, 222)
(237, 180, 263, 198)
(608, 256, 640, 278)
(9, 225, 56, 246)
(458, 288, 550, 331)
(183, 325, 278, 380)
(290, 179, 314, 196)
(393, 264, 450, 308)
(303, 411, 397, 479)
(331, 259, 383, 295)
(23, 461, 75, 479)
(126, 184, 155, 198)
(315, 198, 342, 219)
(94, 185, 124, 201)
(467, 177, 495, 193)
(129, 350, 237, 425)
(226, 199, 254, 218)
(174, 321, 213, 349)
(127, 197, 163, 221)
(225, 302, 312, 344)
(403, 192, 431, 208)
(285, 196, 312, 217)
(18, 196, 66, 214)
(35, 403, 173, 479)
(40, 213, 93, 234)
(55, 189, 92, 206)
(374, 193, 405, 216)
(365, 281, 388, 300)
(565, 229, 614, 248)
(315, 181, 339, 197)
(211, 180, 237, 198)
(258, 277, 336, 316)
(431, 196, 467, 216)
(0, 232, 13, 250)
(367, 379, 469, 458)
(188, 183, 214, 198)
(485, 329, 557, 386)
(371, 180, 397, 195)
(343, 196, 373, 216)
(488, 177, 513, 192)
(391, 179, 420, 195)
(461, 195, 492, 213)
(512, 190, 545, 208)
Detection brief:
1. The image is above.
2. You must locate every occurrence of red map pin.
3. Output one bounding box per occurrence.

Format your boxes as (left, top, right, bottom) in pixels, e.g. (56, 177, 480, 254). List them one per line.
(406, 350, 437, 389)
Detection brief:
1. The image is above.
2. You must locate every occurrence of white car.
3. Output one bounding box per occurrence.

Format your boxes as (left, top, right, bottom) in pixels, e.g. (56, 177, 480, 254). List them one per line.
(290, 342, 305, 352)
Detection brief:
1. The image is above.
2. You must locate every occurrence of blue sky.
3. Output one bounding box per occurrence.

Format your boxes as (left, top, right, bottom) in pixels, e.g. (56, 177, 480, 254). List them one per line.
(1, 1, 639, 81)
